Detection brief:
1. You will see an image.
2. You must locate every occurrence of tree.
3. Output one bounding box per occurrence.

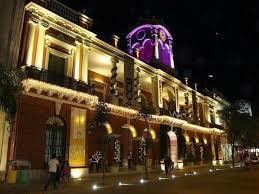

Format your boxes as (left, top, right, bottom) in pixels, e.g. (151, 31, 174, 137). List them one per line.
(134, 98, 155, 179)
(89, 102, 113, 185)
(217, 104, 254, 166)
(89, 102, 120, 184)
(0, 64, 21, 124)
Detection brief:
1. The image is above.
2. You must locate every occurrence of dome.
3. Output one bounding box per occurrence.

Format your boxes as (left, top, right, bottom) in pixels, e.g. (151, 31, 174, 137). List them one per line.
(126, 24, 174, 69)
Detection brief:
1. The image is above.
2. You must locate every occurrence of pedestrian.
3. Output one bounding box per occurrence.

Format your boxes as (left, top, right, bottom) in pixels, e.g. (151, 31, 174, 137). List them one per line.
(164, 156, 170, 174)
(244, 156, 251, 168)
(170, 159, 174, 172)
(62, 160, 71, 183)
(56, 156, 63, 183)
(44, 154, 59, 191)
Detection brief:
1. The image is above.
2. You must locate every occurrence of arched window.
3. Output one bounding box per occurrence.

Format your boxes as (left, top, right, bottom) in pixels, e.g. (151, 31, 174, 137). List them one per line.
(44, 116, 66, 163)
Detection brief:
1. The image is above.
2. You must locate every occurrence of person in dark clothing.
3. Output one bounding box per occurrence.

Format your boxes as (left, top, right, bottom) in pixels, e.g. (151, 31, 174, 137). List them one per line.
(164, 156, 170, 174)
(44, 154, 59, 191)
(56, 156, 63, 183)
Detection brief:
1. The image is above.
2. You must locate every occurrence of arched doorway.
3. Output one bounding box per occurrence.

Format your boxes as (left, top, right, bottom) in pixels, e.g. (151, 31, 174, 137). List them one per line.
(121, 124, 137, 169)
(44, 116, 66, 164)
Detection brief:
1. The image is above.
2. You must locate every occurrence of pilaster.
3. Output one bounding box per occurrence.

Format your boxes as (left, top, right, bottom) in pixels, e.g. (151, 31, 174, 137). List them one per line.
(35, 21, 49, 68)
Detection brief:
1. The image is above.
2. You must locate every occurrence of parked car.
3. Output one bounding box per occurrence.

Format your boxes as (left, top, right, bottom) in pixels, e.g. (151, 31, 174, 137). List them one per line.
(250, 157, 259, 164)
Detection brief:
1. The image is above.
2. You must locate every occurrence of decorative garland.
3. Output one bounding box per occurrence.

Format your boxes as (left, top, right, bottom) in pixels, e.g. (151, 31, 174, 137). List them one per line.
(200, 146, 203, 159)
(134, 67, 141, 102)
(110, 60, 118, 96)
(138, 136, 146, 163)
(114, 139, 121, 163)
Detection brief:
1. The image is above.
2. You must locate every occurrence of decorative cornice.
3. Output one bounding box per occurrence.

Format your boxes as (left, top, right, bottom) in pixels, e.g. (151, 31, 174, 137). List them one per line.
(106, 103, 224, 135)
(25, 2, 96, 40)
(22, 80, 223, 135)
(22, 79, 98, 106)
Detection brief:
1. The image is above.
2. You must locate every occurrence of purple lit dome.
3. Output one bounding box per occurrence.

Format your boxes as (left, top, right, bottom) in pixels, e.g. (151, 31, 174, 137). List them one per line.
(126, 24, 174, 69)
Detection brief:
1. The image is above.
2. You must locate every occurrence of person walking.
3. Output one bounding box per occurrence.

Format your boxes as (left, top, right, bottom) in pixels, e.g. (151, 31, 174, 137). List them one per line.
(44, 154, 59, 191)
(56, 156, 63, 183)
(164, 156, 170, 174)
(170, 158, 174, 172)
(62, 160, 71, 183)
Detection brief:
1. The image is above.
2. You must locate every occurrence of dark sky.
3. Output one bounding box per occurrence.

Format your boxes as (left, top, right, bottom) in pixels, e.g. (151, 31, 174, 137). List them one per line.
(60, 0, 257, 113)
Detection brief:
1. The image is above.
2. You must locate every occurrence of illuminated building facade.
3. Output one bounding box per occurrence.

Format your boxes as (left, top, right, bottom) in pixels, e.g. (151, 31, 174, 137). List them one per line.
(8, 0, 231, 179)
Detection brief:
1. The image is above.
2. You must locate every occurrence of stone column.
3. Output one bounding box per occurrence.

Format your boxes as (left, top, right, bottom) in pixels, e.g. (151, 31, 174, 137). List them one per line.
(169, 39, 175, 68)
(151, 27, 159, 59)
(110, 57, 119, 95)
(26, 18, 38, 66)
(192, 91, 198, 123)
(203, 103, 210, 127)
(35, 21, 48, 69)
(211, 134, 216, 160)
(73, 41, 82, 80)
(81, 40, 90, 83)
(67, 49, 74, 77)
(152, 76, 162, 113)
(175, 87, 179, 112)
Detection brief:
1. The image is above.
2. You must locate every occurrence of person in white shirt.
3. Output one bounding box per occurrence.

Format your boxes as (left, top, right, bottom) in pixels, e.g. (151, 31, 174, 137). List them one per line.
(44, 154, 59, 190)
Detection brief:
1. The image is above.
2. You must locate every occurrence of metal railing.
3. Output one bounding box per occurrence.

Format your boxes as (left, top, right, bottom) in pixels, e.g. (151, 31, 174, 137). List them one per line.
(21, 65, 95, 95)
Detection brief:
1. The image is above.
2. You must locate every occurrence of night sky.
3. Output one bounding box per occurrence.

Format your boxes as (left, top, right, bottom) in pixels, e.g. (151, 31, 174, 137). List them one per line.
(60, 0, 257, 114)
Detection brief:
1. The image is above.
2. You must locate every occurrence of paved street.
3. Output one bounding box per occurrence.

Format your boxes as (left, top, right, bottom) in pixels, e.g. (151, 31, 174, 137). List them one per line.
(1, 165, 259, 194)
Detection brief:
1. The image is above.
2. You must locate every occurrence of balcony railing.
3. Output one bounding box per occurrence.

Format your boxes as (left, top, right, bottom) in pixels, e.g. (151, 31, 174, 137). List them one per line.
(21, 66, 95, 95)
(28, 0, 92, 29)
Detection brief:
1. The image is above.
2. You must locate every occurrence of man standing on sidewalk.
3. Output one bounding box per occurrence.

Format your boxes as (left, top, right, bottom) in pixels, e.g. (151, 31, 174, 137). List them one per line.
(44, 154, 59, 191)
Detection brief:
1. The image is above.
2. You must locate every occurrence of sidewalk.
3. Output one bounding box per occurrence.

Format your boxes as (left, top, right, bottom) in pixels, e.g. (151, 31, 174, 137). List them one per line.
(0, 164, 233, 194)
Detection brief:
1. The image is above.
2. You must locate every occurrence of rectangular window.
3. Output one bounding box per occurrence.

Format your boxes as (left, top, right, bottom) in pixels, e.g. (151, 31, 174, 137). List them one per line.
(48, 53, 66, 75)
(47, 53, 67, 85)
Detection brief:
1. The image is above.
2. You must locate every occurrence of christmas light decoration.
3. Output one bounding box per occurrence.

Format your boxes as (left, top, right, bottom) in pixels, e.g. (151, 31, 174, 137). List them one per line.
(138, 136, 146, 163)
(114, 139, 121, 163)
(200, 146, 203, 159)
(89, 151, 102, 164)
(134, 67, 141, 102)
(110, 58, 119, 96)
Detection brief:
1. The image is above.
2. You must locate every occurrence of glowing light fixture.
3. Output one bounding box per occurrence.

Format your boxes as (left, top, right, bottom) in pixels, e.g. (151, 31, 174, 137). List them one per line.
(122, 124, 137, 137)
(183, 133, 190, 143)
(92, 184, 98, 190)
(203, 136, 208, 145)
(177, 162, 184, 169)
(71, 168, 83, 179)
(144, 128, 156, 140)
(104, 122, 113, 134)
(194, 136, 199, 144)
(140, 179, 148, 184)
